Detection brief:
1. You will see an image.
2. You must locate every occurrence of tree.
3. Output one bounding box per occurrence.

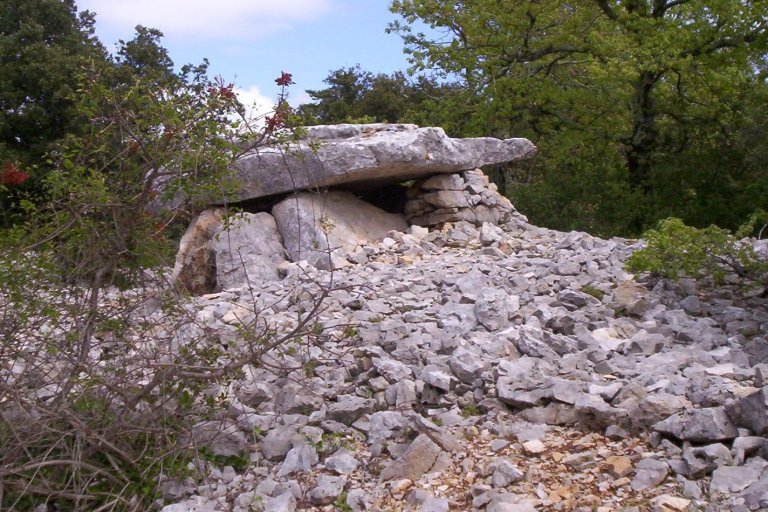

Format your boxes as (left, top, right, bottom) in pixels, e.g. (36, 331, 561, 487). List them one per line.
(0, 0, 105, 157)
(0, 17, 304, 509)
(389, 0, 768, 235)
(0, 0, 107, 223)
(298, 65, 464, 126)
(626, 214, 768, 294)
(298, 66, 372, 123)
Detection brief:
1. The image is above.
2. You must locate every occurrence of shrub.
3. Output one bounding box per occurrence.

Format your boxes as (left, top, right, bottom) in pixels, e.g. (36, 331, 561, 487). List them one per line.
(0, 27, 316, 510)
(626, 213, 768, 291)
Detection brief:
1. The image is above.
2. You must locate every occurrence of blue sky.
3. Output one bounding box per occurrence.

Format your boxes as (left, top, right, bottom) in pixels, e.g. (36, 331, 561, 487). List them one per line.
(75, 0, 420, 115)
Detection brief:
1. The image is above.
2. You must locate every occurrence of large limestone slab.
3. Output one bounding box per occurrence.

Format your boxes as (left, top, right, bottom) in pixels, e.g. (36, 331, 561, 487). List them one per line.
(232, 124, 535, 201)
(272, 190, 408, 270)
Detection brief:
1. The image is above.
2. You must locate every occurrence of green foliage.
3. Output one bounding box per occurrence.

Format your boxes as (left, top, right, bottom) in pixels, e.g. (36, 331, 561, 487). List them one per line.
(0, 0, 108, 223)
(461, 404, 481, 417)
(297, 65, 464, 127)
(626, 216, 768, 288)
(334, 492, 353, 512)
(0, 4, 305, 509)
(304, 358, 320, 377)
(13, 27, 248, 285)
(314, 432, 352, 456)
(389, 0, 768, 235)
(0, 0, 105, 153)
(198, 448, 250, 473)
(581, 285, 605, 301)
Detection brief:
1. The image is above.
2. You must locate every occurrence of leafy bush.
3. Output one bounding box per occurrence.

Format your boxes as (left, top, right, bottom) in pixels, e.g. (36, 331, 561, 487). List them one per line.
(0, 21, 317, 511)
(626, 214, 768, 290)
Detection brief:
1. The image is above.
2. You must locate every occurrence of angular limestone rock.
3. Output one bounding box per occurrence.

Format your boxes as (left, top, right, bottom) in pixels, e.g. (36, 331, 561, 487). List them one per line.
(727, 386, 768, 436)
(378, 433, 442, 482)
(232, 124, 535, 201)
(653, 407, 738, 442)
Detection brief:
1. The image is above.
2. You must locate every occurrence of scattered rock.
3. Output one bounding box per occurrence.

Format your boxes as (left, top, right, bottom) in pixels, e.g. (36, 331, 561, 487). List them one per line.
(653, 407, 739, 442)
(134, 152, 768, 510)
(605, 455, 634, 479)
(727, 386, 768, 435)
(326, 394, 375, 426)
(710, 457, 768, 494)
(324, 449, 359, 475)
(651, 494, 691, 512)
(186, 420, 248, 457)
(631, 458, 669, 491)
(379, 434, 442, 482)
(308, 475, 346, 505)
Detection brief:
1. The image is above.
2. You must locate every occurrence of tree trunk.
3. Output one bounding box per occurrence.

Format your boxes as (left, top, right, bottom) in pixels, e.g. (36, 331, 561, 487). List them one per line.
(626, 70, 659, 193)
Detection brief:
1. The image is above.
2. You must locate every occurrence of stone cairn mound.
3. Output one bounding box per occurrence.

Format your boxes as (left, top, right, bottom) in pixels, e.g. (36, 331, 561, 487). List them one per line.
(156, 124, 768, 511)
(405, 170, 519, 227)
(159, 221, 768, 512)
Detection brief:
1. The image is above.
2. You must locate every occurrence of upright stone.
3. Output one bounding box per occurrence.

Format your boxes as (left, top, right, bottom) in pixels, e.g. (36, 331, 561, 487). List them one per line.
(212, 212, 287, 289)
(171, 208, 225, 294)
(272, 190, 408, 270)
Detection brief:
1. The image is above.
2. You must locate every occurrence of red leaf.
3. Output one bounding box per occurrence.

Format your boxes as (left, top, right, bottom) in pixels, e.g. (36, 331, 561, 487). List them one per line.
(0, 161, 29, 186)
(275, 71, 294, 87)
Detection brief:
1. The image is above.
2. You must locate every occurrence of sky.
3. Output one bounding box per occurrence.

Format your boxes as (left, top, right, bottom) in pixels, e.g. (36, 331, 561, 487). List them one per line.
(75, 0, 422, 117)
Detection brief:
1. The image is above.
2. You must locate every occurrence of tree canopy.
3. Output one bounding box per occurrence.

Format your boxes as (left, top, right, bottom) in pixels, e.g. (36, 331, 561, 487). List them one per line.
(297, 65, 462, 126)
(0, 0, 104, 166)
(387, 0, 768, 235)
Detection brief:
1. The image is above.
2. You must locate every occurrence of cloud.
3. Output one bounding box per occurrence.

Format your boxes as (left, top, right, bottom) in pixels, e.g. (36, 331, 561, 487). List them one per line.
(287, 90, 313, 107)
(235, 85, 275, 122)
(77, 0, 332, 41)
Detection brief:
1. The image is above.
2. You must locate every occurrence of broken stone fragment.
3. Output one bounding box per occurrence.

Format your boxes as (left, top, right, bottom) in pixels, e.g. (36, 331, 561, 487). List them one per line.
(710, 457, 768, 494)
(653, 407, 738, 442)
(727, 385, 768, 435)
(186, 420, 248, 457)
(605, 455, 634, 479)
(491, 459, 525, 487)
(612, 281, 653, 317)
(324, 449, 359, 475)
(278, 441, 318, 477)
(631, 458, 669, 491)
(421, 190, 470, 209)
(651, 494, 691, 512)
(379, 434, 442, 482)
(475, 288, 511, 332)
(326, 394, 375, 426)
(308, 475, 346, 505)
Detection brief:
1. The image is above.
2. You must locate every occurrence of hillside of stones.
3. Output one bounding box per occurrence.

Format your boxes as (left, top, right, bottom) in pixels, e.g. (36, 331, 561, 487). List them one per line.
(154, 125, 768, 512)
(165, 218, 768, 511)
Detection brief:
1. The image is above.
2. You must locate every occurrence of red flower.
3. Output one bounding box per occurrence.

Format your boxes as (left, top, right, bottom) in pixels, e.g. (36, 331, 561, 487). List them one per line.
(217, 85, 236, 100)
(275, 72, 294, 87)
(0, 161, 29, 186)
